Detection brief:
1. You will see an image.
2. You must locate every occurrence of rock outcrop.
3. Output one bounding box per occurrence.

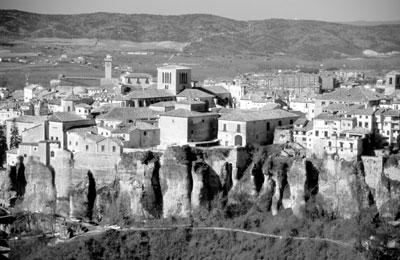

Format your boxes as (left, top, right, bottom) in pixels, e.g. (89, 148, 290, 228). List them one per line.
(0, 145, 398, 222)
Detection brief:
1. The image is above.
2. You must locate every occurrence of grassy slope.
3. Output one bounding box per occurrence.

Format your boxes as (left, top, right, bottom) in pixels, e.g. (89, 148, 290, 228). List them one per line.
(1, 10, 400, 59)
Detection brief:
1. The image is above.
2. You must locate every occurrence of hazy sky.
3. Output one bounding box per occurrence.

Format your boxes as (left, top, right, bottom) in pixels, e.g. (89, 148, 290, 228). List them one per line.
(1, 0, 400, 22)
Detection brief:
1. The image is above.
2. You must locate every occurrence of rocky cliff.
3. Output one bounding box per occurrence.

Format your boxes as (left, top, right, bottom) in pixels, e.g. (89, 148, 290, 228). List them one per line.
(0, 146, 399, 222)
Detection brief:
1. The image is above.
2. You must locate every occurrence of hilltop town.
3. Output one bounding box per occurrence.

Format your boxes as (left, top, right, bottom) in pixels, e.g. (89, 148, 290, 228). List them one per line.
(1, 54, 399, 167)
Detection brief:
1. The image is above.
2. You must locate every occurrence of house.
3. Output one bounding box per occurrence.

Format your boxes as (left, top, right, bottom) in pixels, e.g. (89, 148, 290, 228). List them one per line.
(0, 104, 21, 124)
(314, 86, 385, 116)
(24, 84, 44, 102)
(47, 112, 96, 148)
(157, 65, 192, 95)
(75, 103, 92, 118)
(218, 109, 299, 147)
(5, 115, 49, 148)
(239, 94, 275, 110)
(199, 86, 232, 107)
(159, 109, 219, 146)
(176, 89, 216, 110)
(289, 96, 316, 120)
(123, 89, 175, 107)
(324, 128, 371, 161)
(111, 121, 160, 148)
(385, 70, 400, 95)
(95, 107, 160, 129)
(293, 118, 313, 148)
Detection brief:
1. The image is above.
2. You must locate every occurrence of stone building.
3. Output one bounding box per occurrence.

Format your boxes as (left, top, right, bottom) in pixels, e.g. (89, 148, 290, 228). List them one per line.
(159, 109, 218, 146)
(218, 109, 299, 147)
(157, 65, 192, 95)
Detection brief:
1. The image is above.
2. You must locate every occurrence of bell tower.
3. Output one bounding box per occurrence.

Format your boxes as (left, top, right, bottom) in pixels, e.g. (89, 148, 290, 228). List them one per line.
(104, 54, 112, 79)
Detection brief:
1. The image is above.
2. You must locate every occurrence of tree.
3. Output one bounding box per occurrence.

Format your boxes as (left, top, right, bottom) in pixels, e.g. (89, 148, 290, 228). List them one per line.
(10, 119, 21, 150)
(0, 126, 7, 167)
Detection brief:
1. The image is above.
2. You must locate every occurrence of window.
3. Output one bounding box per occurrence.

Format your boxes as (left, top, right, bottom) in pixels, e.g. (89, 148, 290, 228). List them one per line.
(365, 122, 369, 128)
(143, 131, 147, 136)
(315, 130, 319, 137)
(359, 122, 362, 127)
(86, 145, 89, 151)
(350, 143, 353, 149)
(50, 151, 55, 157)
(223, 124, 227, 131)
(290, 119, 293, 124)
(324, 131, 328, 137)
(328, 141, 332, 146)
(112, 146, 116, 152)
(322, 101, 326, 105)
(267, 122, 270, 131)
(340, 142, 343, 148)
(69, 141, 71, 145)
(278, 120, 282, 126)
(75, 142, 78, 146)
(236, 124, 241, 133)
(389, 78, 393, 85)
(24, 154, 27, 157)
(56, 137, 59, 141)
(101, 145, 105, 152)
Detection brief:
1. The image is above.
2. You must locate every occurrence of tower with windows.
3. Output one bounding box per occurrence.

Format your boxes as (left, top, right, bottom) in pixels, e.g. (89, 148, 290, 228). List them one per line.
(157, 65, 191, 95)
(104, 54, 112, 79)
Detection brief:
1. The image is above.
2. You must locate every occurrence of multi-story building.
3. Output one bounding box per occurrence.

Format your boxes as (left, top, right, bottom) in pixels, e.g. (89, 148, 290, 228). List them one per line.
(159, 109, 218, 146)
(218, 109, 298, 147)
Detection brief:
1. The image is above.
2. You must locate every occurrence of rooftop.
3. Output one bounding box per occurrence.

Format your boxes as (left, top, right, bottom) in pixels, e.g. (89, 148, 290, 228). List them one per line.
(123, 89, 174, 100)
(346, 107, 376, 116)
(122, 73, 152, 78)
(177, 89, 215, 98)
(150, 101, 177, 107)
(201, 86, 230, 95)
(341, 127, 371, 135)
(48, 112, 92, 122)
(161, 108, 218, 118)
(219, 109, 299, 122)
(6, 115, 48, 124)
(316, 86, 385, 102)
(97, 107, 160, 121)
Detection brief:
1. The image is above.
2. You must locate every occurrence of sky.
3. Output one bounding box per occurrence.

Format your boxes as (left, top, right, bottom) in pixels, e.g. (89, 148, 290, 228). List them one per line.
(1, 0, 400, 22)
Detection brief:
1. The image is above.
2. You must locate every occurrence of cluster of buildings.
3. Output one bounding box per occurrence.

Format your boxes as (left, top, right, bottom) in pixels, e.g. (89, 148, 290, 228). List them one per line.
(2, 54, 400, 165)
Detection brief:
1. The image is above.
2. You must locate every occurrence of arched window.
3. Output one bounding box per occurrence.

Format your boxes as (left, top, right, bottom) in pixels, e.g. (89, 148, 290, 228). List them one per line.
(50, 151, 55, 157)
(278, 120, 282, 126)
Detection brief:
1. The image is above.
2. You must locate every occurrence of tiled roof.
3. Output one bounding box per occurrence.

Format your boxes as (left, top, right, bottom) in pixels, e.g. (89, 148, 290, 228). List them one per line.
(6, 115, 48, 124)
(346, 108, 376, 116)
(202, 86, 230, 94)
(123, 89, 174, 100)
(91, 103, 120, 114)
(48, 112, 91, 122)
(316, 86, 385, 102)
(157, 65, 191, 70)
(86, 134, 105, 143)
(67, 126, 98, 134)
(177, 89, 215, 98)
(294, 118, 308, 125)
(161, 108, 218, 118)
(97, 107, 160, 121)
(176, 100, 205, 105)
(219, 109, 299, 122)
(383, 110, 400, 116)
(112, 121, 158, 134)
(63, 92, 81, 101)
(150, 101, 177, 107)
(314, 113, 341, 121)
(75, 103, 92, 108)
(341, 127, 371, 135)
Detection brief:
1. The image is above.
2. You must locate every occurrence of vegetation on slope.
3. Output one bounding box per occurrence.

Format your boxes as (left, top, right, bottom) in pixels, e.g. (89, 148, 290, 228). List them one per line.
(1, 10, 400, 59)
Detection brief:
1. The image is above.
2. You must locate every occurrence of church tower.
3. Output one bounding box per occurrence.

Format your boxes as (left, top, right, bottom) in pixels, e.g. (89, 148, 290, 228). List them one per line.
(104, 54, 112, 79)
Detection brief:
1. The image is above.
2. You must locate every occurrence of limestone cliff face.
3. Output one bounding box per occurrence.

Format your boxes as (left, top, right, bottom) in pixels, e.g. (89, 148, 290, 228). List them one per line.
(22, 159, 56, 215)
(0, 146, 398, 222)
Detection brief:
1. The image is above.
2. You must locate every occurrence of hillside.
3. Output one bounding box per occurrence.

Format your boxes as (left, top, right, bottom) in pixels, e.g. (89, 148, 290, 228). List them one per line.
(1, 10, 400, 59)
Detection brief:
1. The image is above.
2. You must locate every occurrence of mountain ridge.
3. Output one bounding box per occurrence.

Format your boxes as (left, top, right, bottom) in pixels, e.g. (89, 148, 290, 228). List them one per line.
(1, 9, 400, 59)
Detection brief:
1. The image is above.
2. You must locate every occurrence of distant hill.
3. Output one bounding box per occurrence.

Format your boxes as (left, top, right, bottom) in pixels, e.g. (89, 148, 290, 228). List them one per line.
(1, 9, 400, 60)
(342, 20, 400, 26)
